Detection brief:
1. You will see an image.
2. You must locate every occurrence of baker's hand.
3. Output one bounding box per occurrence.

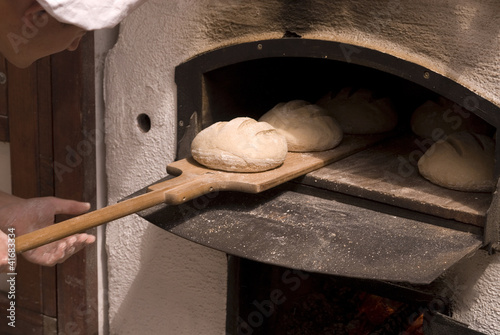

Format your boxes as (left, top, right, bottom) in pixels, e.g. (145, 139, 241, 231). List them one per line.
(0, 230, 12, 273)
(0, 196, 96, 271)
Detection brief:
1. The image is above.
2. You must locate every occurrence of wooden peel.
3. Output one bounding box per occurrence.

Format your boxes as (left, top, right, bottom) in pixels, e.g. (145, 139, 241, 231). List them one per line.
(15, 134, 385, 253)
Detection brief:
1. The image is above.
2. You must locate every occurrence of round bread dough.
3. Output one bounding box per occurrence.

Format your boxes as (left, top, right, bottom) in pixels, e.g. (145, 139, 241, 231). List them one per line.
(258, 100, 343, 152)
(316, 87, 398, 134)
(191, 117, 288, 172)
(418, 132, 495, 192)
(411, 97, 493, 140)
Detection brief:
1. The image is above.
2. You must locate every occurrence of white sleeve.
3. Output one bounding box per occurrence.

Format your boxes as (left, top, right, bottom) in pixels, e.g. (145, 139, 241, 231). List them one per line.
(37, 0, 149, 30)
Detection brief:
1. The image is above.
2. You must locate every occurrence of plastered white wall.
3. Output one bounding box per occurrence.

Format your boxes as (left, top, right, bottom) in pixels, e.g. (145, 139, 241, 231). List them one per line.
(104, 2, 229, 334)
(104, 1, 500, 334)
(445, 250, 500, 335)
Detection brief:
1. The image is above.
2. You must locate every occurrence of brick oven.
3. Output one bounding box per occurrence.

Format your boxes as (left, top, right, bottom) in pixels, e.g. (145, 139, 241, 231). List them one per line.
(103, 1, 500, 334)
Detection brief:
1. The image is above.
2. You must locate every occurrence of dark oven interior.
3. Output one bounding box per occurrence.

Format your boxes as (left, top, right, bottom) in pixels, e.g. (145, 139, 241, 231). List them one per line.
(133, 39, 499, 335)
(229, 257, 456, 335)
(200, 54, 494, 228)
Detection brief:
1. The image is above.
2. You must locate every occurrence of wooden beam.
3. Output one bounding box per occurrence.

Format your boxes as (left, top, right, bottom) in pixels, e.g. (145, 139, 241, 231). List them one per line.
(0, 55, 8, 142)
(6, 32, 97, 334)
(51, 33, 98, 335)
(8, 58, 50, 317)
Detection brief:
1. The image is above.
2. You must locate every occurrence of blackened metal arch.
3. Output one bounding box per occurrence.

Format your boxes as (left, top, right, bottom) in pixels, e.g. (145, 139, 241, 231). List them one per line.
(175, 38, 500, 158)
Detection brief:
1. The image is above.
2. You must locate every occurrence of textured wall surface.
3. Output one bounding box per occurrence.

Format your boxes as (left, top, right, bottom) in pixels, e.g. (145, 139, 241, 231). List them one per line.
(104, 0, 500, 334)
(445, 250, 500, 335)
(103, 1, 229, 334)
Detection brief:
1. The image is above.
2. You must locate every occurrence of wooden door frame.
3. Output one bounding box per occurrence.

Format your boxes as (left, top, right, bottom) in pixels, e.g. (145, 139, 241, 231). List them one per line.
(51, 32, 98, 335)
(0, 33, 98, 334)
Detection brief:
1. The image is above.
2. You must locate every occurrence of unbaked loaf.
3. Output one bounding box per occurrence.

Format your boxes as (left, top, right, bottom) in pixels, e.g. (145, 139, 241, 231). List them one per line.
(191, 117, 288, 172)
(418, 132, 495, 192)
(258, 100, 343, 152)
(316, 87, 398, 134)
(411, 97, 493, 140)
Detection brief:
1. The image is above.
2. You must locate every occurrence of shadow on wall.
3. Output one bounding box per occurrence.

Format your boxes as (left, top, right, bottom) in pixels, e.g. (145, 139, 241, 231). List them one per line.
(203, 0, 500, 84)
(426, 0, 500, 81)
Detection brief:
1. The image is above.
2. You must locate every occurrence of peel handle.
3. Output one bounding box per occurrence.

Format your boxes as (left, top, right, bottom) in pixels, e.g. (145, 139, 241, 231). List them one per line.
(14, 170, 216, 254)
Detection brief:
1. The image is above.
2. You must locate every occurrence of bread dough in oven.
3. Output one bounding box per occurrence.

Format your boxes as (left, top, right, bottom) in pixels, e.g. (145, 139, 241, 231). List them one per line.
(191, 117, 288, 172)
(259, 100, 343, 152)
(316, 87, 398, 134)
(411, 97, 493, 140)
(418, 132, 496, 192)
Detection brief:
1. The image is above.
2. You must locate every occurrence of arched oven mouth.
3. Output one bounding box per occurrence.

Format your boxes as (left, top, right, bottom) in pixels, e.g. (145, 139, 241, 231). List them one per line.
(169, 38, 498, 252)
(128, 38, 498, 333)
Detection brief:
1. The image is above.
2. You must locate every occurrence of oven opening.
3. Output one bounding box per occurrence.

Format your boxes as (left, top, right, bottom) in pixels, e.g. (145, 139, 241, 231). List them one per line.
(201, 55, 496, 229)
(228, 257, 448, 335)
(203, 56, 421, 127)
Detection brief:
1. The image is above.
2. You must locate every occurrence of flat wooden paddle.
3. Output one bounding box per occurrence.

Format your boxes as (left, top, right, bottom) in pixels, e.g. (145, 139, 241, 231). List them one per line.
(15, 134, 385, 253)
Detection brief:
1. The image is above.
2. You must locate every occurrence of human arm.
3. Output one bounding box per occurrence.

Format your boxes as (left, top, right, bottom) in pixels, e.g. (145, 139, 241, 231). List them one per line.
(0, 192, 95, 272)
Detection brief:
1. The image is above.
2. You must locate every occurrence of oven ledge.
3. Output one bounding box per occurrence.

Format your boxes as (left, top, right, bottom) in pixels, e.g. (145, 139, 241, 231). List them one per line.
(130, 181, 482, 285)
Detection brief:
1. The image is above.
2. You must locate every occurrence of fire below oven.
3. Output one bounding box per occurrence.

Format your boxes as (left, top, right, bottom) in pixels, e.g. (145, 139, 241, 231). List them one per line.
(130, 38, 499, 334)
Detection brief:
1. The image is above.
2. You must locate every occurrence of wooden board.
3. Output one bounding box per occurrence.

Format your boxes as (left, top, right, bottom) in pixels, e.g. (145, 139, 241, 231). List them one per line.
(16, 134, 386, 253)
(149, 134, 386, 200)
(302, 134, 492, 226)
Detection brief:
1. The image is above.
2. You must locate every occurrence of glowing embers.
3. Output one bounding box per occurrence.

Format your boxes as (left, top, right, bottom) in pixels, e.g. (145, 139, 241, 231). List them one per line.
(233, 259, 433, 335)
